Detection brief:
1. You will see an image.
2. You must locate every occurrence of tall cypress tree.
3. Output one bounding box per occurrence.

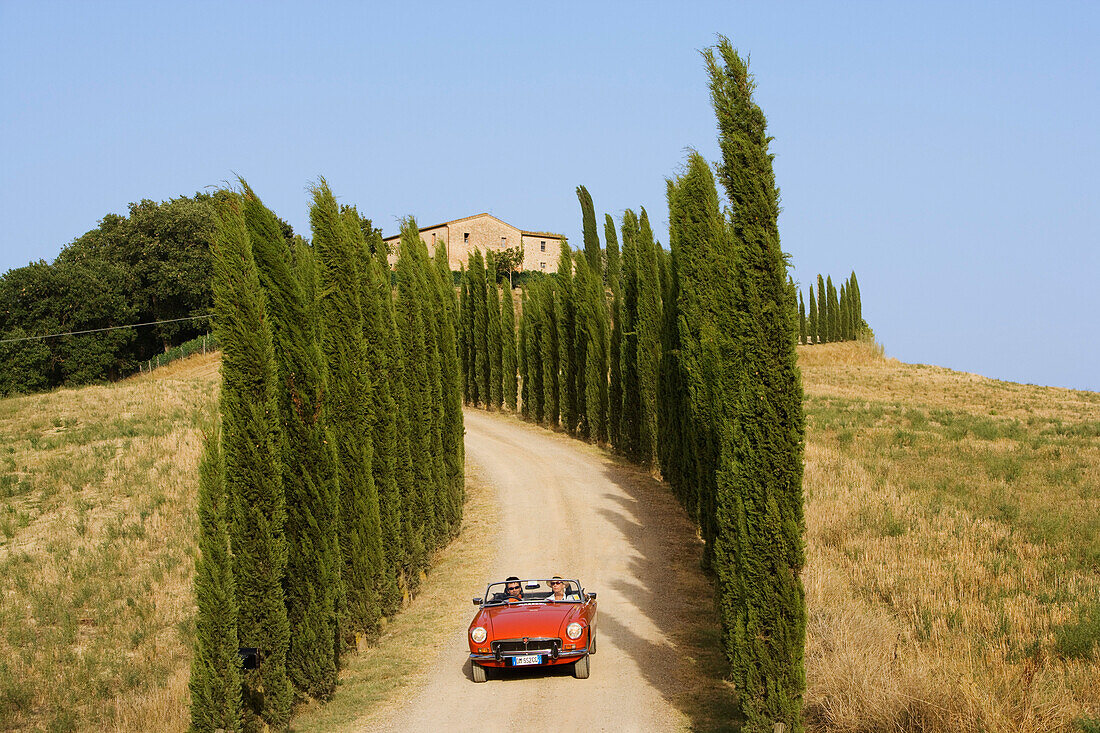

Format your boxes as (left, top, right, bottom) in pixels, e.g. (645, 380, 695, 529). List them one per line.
(458, 266, 471, 404)
(525, 283, 544, 422)
(707, 37, 806, 730)
(518, 288, 529, 418)
(574, 249, 609, 443)
(636, 208, 662, 465)
(850, 271, 863, 336)
(189, 426, 242, 733)
(839, 283, 848, 340)
(312, 182, 382, 640)
(243, 183, 339, 697)
(826, 274, 838, 344)
(605, 215, 623, 448)
(577, 185, 602, 275)
(807, 285, 818, 345)
(502, 282, 518, 411)
(798, 291, 807, 345)
(556, 242, 577, 433)
(470, 251, 490, 407)
(211, 194, 292, 728)
(817, 274, 827, 343)
(618, 210, 641, 458)
(488, 276, 503, 409)
(540, 278, 560, 427)
(433, 241, 464, 536)
(376, 244, 421, 595)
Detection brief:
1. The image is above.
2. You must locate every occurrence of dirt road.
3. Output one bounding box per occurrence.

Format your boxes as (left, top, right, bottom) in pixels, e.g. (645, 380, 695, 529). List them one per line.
(367, 409, 724, 732)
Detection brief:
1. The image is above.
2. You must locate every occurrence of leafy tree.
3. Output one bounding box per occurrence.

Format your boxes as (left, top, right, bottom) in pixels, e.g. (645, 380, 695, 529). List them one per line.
(243, 182, 340, 697)
(636, 208, 662, 464)
(707, 37, 806, 730)
(211, 194, 292, 728)
(495, 245, 525, 288)
(188, 427, 242, 733)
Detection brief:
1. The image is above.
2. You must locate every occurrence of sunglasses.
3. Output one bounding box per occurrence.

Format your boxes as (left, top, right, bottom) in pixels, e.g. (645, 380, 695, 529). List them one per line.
(550, 581, 564, 586)
(506, 585, 520, 591)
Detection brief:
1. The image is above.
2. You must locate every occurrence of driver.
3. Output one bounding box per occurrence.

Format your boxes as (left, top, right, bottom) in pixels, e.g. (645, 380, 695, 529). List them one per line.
(504, 576, 524, 602)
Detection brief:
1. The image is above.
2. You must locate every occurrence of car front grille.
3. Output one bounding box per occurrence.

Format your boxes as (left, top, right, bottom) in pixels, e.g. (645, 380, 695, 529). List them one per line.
(491, 638, 562, 657)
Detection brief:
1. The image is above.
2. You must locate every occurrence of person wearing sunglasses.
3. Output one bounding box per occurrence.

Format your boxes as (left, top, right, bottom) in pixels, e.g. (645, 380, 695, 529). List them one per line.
(545, 575, 579, 602)
(504, 576, 524, 602)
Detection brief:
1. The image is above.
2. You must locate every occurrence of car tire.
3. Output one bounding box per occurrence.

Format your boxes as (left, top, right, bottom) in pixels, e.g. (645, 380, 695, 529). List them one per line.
(472, 663, 488, 683)
(573, 654, 590, 679)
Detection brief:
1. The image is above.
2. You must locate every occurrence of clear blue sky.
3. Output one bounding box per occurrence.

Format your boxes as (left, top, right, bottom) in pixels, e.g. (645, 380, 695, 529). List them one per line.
(2, 2, 1098, 391)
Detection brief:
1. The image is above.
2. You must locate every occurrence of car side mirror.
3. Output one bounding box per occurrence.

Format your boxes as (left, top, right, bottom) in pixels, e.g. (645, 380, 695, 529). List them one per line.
(473, 598, 482, 605)
(586, 592, 597, 601)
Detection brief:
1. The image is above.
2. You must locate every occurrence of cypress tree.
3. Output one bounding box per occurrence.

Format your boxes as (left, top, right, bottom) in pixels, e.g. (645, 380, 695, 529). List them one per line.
(807, 285, 818, 345)
(525, 284, 544, 422)
(798, 291, 807, 345)
(850, 271, 863, 336)
(817, 274, 827, 343)
(605, 215, 623, 448)
(574, 249, 609, 443)
(707, 37, 806, 729)
(211, 194, 292, 728)
(669, 152, 723, 555)
(488, 277, 503, 409)
(556, 241, 577, 432)
(618, 210, 641, 458)
(577, 185, 602, 275)
(243, 183, 339, 697)
(394, 219, 438, 560)
(312, 182, 382, 640)
(826, 275, 838, 343)
(502, 282, 518, 410)
(636, 208, 662, 465)
(518, 288, 529, 418)
(458, 266, 471, 404)
(539, 278, 560, 427)
(376, 244, 421, 596)
(469, 251, 490, 407)
(188, 427, 242, 733)
(433, 241, 464, 535)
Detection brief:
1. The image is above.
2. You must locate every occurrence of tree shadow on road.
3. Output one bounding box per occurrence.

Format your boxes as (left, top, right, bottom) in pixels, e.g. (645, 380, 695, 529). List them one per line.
(595, 459, 743, 732)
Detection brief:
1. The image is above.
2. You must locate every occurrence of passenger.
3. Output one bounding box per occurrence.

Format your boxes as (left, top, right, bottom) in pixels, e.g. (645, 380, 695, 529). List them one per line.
(504, 576, 524, 602)
(546, 575, 580, 601)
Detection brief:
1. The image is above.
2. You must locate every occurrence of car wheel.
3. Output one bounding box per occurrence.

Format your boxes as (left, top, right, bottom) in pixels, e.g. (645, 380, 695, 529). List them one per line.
(472, 663, 488, 683)
(573, 654, 590, 679)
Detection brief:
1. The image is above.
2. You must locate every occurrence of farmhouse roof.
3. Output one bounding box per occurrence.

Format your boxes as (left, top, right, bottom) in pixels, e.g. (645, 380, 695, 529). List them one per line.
(382, 213, 563, 241)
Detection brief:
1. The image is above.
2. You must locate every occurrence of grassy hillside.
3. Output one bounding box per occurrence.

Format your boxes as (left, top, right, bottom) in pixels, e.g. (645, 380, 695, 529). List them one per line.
(0, 354, 218, 731)
(1, 344, 1097, 731)
(800, 342, 1099, 731)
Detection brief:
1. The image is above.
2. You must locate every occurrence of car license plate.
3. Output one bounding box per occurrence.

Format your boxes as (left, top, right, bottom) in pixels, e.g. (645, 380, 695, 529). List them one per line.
(512, 654, 542, 666)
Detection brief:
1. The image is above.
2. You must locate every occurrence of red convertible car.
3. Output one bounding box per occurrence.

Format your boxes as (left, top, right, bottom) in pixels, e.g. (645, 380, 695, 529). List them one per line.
(467, 578, 598, 682)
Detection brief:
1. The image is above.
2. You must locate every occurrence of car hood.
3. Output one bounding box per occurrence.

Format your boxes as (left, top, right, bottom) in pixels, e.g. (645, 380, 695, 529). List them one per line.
(482, 603, 579, 639)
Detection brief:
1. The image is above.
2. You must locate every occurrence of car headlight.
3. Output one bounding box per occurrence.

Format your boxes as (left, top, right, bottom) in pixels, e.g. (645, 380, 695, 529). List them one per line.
(471, 626, 487, 644)
(566, 622, 583, 640)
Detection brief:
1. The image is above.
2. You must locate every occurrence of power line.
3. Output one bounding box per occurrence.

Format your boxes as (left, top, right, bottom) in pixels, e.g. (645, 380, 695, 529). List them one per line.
(0, 314, 212, 344)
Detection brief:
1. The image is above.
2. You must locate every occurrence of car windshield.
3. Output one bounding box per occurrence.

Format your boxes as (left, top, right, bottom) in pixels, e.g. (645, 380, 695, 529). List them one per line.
(482, 579, 582, 605)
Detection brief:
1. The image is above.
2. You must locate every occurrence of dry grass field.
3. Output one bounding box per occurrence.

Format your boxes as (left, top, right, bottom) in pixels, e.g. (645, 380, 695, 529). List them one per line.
(1, 343, 1097, 731)
(800, 341, 1100, 732)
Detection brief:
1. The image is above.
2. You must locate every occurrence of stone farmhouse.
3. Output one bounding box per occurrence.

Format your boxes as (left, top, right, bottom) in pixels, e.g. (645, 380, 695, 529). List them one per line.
(383, 213, 565, 273)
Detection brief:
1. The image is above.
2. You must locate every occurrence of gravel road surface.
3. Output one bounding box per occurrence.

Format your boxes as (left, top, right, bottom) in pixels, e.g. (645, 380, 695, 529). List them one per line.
(368, 409, 712, 732)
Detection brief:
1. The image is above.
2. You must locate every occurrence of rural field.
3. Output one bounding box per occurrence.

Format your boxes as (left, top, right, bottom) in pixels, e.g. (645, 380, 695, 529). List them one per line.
(0, 342, 1097, 731)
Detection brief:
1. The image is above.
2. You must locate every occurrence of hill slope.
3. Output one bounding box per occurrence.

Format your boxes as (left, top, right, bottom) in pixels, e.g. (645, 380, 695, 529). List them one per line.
(1, 344, 1097, 731)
